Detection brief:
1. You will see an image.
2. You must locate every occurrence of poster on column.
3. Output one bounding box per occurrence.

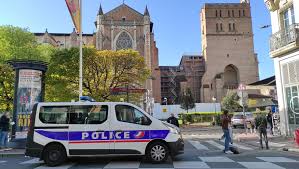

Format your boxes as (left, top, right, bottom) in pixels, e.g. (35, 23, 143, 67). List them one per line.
(16, 69, 42, 139)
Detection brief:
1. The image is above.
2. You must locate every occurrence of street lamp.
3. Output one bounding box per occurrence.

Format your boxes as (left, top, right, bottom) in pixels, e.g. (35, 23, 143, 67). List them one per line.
(212, 97, 217, 125)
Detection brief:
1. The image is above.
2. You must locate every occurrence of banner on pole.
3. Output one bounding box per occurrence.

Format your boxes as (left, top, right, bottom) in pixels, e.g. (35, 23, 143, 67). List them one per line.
(65, 0, 81, 33)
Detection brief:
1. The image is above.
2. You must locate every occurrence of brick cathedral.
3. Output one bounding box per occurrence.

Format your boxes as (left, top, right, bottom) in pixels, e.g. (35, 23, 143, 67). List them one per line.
(35, 4, 161, 105)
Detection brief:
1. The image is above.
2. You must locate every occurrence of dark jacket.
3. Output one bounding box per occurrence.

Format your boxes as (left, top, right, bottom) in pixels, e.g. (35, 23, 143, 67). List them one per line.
(167, 116, 179, 127)
(221, 114, 231, 130)
(255, 115, 267, 130)
(0, 115, 10, 131)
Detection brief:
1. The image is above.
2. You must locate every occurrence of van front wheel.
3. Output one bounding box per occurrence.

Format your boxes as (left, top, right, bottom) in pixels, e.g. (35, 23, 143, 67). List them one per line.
(146, 142, 169, 163)
(43, 144, 66, 167)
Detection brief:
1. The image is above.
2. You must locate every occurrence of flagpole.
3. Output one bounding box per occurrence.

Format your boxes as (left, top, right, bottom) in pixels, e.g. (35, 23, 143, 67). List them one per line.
(79, 0, 83, 100)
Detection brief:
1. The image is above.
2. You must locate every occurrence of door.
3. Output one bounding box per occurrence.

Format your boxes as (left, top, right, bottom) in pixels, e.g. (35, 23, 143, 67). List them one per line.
(111, 104, 152, 155)
(68, 104, 111, 155)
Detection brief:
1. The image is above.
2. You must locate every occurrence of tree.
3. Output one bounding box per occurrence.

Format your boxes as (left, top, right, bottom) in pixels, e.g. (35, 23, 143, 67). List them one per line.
(221, 92, 240, 113)
(46, 47, 150, 102)
(0, 25, 54, 112)
(0, 64, 14, 111)
(180, 88, 195, 113)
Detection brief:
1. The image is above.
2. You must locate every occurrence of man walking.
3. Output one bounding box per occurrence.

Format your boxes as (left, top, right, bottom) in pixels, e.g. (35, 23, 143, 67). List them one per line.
(255, 112, 269, 149)
(221, 110, 233, 154)
(167, 113, 179, 127)
(0, 112, 10, 149)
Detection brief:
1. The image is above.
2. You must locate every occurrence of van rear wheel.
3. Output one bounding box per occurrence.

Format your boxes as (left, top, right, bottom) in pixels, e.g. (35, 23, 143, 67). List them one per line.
(146, 142, 169, 163)
(43, 144, 66, 167)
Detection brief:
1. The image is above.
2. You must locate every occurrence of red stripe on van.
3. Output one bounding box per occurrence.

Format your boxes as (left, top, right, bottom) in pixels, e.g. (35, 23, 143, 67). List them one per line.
(69, 139, 151, 144)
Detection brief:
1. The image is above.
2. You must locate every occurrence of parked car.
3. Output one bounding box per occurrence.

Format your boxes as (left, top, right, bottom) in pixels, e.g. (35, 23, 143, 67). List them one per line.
(231, 112, 254, 128)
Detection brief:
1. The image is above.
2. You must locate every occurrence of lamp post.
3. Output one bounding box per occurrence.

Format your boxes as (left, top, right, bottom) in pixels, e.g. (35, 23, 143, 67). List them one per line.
(212, 97, 217, 125)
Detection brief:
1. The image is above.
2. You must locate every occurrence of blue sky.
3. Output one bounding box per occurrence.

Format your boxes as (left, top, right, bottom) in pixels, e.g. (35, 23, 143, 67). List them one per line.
(0, 0, 273, 79)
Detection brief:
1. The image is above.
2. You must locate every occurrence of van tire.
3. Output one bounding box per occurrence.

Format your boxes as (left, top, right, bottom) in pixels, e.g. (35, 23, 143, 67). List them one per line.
(146, 141, 169, 163)
(43, 144, 66, 167)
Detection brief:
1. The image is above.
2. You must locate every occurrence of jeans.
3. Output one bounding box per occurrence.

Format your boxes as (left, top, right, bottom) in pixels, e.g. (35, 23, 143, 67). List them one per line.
(259, 128, 268, 149)
(223, 129, 231, 151)
(0, 131, 8, 148)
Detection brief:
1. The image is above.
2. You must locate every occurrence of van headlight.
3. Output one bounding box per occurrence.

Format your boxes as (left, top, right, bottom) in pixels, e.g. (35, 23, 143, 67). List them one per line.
(163, 122, 179, 134)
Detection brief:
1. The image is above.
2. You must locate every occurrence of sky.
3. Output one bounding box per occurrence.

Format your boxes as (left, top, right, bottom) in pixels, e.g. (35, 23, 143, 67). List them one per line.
(0, 0, 273, 79)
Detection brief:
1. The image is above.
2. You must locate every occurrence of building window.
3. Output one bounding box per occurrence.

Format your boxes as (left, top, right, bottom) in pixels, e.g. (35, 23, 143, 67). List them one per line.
(116, 32, 133, 50)
(243, 10, 245, 16)
(216, 10, 218, 17)
(239, 10, 241, 17)
(216, 23, 219, 31)
(233, 23, 236, 31)
(220, 23, 223, 31)
(229, 23, 232, 31)
(220, 10, 222, 17)
(232, 10, 235, 17)
(228, 10, 230, 17)
(282, 5, 295, 30)
(122, 17, 126, 21)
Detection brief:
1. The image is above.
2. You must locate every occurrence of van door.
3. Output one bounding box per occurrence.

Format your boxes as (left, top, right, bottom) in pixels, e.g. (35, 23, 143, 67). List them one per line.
(68, 104, 111, 156)
(111, 104, 152, 155)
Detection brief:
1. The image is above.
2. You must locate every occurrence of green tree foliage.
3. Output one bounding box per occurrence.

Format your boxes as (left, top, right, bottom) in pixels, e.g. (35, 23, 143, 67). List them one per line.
(0, 64, 14, 111)
(221, 92, 240, 113)
(46, 47, 150, 102)
(180, 88, 195, 113)
(0, 25, 54, 111)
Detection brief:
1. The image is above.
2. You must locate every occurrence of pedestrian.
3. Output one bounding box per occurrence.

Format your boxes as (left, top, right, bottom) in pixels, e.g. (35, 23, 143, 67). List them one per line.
(219, 114, 233, 144)
(255, 112, 269, 150)
(221, 110, 233, 154)
(267, 110, 274, 135)
(0, 112, 10, 149)
(167, 113, 179, 127)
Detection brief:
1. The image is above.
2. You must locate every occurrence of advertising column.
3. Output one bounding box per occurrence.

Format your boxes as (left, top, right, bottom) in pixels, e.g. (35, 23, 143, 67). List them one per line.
(15, 69, 42, 138)
(9, 60, 47, 141)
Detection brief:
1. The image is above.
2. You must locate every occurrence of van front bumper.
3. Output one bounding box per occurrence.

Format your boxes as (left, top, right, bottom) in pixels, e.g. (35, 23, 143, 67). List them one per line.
(168, 138, 184, 156)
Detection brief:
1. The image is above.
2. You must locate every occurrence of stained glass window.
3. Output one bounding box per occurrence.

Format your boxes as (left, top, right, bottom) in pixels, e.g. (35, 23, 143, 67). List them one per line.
(116, 32, 133, 50)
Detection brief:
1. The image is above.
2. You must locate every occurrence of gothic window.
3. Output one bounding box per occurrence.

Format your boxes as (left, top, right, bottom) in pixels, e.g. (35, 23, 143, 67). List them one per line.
(216, 23, 219, 31)
(216, 10, 218, 17)
(232, 10, 235, 17)
(116, 32, 133, 50)
(228, 10, 230, 17)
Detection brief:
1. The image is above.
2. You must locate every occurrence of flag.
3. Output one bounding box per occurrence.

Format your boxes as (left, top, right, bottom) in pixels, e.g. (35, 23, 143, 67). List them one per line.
(65, 0, 81, 33)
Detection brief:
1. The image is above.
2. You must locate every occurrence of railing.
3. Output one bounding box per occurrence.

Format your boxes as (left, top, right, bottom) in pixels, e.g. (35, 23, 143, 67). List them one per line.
(270, 23, 299, 52)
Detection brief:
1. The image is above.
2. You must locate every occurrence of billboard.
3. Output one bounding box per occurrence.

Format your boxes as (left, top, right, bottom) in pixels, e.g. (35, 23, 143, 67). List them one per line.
(15, 69, 42, 138)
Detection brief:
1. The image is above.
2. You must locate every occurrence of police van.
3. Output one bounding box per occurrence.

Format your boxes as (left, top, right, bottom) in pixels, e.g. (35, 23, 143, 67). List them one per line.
(25, 102, 184, 166)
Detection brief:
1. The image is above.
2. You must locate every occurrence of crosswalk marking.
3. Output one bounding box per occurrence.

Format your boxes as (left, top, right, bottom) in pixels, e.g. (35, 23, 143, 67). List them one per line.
(34, 163, 74, 169)
(104, 161, 140, 168)
(206, 140, 224, 150)
(188, 140, 209, 150)
(257, 157, 298, 162)
(173, 161, 210, 169)
(0, 161, 6, 164)
(255, 141, 286, 147)
(220, 140, 253, 150)
(20, 158, 43, 164)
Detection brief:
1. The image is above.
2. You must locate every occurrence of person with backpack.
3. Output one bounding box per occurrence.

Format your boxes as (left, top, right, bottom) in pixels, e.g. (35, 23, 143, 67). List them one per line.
(255, 112, 269, 149)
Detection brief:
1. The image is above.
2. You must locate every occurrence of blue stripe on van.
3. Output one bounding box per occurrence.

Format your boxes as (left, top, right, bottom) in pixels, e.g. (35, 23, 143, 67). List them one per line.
(35, 130, 169, 141)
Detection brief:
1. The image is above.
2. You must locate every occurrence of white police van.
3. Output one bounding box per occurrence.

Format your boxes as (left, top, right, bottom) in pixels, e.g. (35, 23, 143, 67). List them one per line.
(25, 102, 184, 166)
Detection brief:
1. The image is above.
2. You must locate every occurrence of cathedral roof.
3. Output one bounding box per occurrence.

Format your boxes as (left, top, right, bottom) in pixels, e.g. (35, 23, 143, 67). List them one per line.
(104, 3, 144, 17)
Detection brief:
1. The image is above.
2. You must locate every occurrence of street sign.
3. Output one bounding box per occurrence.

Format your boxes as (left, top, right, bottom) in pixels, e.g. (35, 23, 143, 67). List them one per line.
(238, 83, 246, 91)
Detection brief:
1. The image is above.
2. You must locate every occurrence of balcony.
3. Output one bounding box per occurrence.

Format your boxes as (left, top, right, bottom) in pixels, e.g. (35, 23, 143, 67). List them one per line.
(270, 23, 299, 57)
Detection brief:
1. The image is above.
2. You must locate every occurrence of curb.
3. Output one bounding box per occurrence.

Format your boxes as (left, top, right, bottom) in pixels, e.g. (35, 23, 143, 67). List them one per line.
(0, 153, 24, 158)
(282, 147, 299, 153)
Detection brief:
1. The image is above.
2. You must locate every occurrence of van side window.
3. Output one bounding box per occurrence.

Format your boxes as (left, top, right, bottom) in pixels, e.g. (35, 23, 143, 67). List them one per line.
(39, 106, 69, 124)
(70, 105, 108, 124)
(115, 105, 151, 125)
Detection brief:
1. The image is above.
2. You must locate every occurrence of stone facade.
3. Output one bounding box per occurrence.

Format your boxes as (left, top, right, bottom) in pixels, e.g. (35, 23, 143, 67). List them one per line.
(34, 4, 161, 104)
(200, 1, 259, 103)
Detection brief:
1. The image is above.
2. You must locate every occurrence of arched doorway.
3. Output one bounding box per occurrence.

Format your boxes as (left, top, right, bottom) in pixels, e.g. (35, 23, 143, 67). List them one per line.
(223, 65, 239, 88)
